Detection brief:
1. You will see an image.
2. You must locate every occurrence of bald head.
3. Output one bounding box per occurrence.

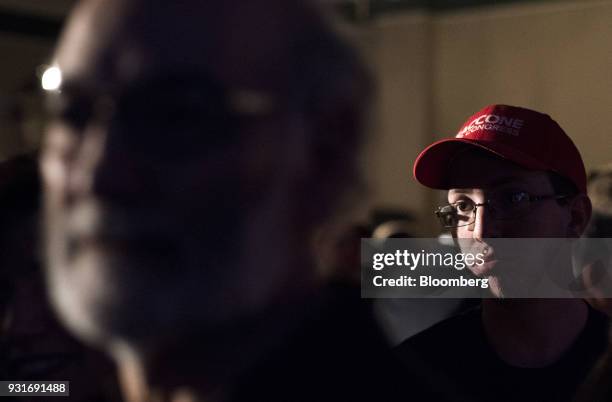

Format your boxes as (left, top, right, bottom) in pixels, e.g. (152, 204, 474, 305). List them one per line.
(57, 0, 336, 94)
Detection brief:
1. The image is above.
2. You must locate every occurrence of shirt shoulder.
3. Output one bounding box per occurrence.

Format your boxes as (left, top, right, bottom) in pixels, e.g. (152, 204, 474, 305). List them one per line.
(395, 305, 483, 360)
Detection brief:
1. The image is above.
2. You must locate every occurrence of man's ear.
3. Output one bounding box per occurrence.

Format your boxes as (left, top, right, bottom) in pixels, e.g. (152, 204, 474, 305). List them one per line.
(567, 194, 592, 237)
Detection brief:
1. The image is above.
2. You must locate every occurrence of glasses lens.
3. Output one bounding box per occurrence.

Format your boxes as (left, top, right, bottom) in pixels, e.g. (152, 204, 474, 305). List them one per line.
(436, 205, 475, 228)
(436, 192, 541, 228)
(489, 191, 531, 220)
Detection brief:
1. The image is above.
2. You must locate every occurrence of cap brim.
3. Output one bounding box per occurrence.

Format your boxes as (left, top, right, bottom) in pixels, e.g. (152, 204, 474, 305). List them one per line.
(413, 138, 551, 189)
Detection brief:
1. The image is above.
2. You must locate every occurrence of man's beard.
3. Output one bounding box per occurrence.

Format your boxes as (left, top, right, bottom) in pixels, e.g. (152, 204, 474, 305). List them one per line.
(45, 200, 249, 348)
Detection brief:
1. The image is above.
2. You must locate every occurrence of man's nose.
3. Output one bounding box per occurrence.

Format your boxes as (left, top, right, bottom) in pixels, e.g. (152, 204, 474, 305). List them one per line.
(66, 126, 106, 198)
(67, 124, 162, 205)
(470, 203, 500, 240)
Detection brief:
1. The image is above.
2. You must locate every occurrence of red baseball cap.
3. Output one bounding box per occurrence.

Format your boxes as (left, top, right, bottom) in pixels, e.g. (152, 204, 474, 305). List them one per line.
(413, 104, 587, 193)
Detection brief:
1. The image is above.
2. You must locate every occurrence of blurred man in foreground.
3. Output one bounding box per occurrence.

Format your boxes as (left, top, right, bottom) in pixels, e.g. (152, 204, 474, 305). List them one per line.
(41, 1, 406, 401)
(396, 105, 608, 401)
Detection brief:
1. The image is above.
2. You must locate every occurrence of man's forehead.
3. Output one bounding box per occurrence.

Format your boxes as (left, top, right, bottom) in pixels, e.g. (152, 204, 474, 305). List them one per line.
(54, 0, 302, 92)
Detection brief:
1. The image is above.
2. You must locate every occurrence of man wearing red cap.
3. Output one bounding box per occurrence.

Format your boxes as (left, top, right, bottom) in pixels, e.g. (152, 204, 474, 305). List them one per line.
(396, 105, 608, 401)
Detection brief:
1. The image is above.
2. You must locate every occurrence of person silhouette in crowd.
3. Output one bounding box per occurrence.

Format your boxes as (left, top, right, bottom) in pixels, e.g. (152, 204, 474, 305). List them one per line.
(585, 163, 612, 238)
(573, 162, 612, 401)
(40, 1, 410, 401)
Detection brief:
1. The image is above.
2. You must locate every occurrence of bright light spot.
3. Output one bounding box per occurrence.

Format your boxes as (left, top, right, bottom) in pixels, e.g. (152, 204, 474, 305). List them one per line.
(41, 66, 62, 91)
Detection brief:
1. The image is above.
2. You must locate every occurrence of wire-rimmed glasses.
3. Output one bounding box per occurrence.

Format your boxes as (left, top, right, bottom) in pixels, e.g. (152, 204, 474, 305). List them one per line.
(435, 191, 570, 228)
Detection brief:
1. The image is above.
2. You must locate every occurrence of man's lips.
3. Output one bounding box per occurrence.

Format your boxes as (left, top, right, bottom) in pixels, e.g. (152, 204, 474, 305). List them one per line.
(468, 247, 498, 276)
(469, 254, 520, 277)
(64, 205, 179, 253)
(65, 199, 181, 238)
(74, 232, 169, 249)
(470, 259, 499, 276)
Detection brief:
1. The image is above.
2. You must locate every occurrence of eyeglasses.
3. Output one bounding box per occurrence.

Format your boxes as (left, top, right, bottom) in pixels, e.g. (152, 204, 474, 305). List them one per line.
(435, 191, 570, 228)
(46, 73, 279, 157)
